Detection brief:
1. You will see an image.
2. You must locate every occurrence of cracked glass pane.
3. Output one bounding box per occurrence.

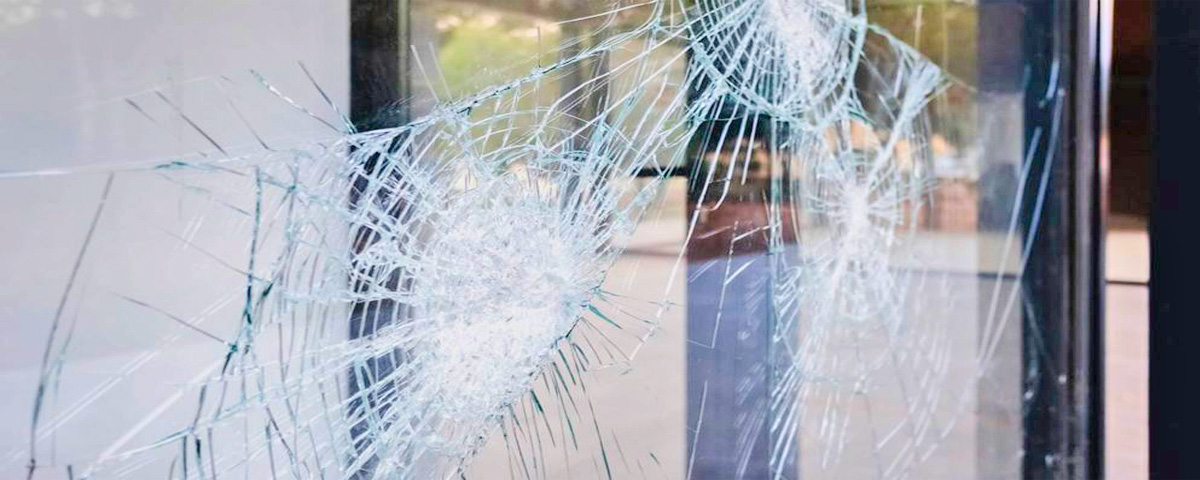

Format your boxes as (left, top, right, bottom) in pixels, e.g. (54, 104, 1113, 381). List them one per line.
(1, 0, 1093, 478)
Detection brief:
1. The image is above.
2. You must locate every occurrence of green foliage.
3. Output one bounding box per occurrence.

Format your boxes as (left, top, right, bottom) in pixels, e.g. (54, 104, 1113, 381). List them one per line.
(437, 15, 556, 97)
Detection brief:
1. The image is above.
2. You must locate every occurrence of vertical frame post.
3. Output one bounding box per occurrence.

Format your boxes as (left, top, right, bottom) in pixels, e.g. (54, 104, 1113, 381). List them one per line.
(347, 1, 410, 477)
(1151, 1, 1200, 478)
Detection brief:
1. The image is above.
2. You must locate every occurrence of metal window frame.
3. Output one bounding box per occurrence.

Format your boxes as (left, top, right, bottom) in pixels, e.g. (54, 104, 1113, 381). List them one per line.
(976, 0, 1105, 477)
(1020, 0, 1106, 477)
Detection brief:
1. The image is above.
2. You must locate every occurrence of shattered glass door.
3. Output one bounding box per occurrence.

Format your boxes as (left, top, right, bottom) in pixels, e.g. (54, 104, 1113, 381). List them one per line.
(0, 0, 1102, 478)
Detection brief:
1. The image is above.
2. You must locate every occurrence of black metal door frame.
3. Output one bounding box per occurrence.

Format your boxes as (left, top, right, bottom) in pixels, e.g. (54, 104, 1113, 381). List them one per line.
(1151, 1, 1200, 478)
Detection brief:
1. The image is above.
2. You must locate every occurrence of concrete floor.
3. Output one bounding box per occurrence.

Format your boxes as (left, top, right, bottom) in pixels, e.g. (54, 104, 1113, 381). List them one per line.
(1105, 215, 1150, 480)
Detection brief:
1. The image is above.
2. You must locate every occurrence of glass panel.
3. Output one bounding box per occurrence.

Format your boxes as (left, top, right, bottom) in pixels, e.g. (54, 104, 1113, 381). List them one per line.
(0, 1, 1093, 478)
